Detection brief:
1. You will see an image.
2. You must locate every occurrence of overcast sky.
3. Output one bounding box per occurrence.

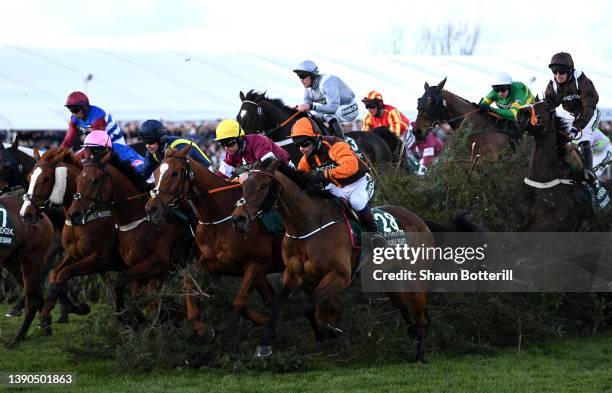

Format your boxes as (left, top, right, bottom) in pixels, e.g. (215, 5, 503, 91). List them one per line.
(1, 0, 611, 61)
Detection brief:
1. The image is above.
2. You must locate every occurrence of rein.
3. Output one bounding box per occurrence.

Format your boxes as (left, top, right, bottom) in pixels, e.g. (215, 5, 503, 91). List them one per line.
(240, 99, 301, 137)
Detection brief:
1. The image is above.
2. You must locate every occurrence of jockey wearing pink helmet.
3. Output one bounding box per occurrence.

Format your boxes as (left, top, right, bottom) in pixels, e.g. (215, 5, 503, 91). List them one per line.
(82, 130, 146, 176)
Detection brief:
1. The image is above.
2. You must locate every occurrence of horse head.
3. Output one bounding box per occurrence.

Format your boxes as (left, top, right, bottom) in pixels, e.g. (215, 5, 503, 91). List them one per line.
(232, 158, 281, 233)
(68, 151, 114, 226)
(0, 136, 27, 192)
(145, 146, 193, 223)
(20, 148, 70, 224)
(237, 90, 269, 133)
(413, 78, 449, 140)
(516, 96, 557, 137)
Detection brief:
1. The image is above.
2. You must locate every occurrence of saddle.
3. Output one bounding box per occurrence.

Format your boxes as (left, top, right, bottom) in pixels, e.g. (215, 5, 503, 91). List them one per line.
(485, 113, 523, 141)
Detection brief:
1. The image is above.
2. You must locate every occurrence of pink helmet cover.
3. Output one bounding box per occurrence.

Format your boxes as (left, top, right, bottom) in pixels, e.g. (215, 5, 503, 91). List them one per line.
(82, 130, 112, 148)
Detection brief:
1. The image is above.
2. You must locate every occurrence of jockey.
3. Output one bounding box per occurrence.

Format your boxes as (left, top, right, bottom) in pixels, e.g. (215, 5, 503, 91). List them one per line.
(214, 119, 292, 179)
(290, 117, 378, 234)
(293, 60, 359, 139)
(82, 130, 145, 176)
(478, 72, 535, 121)
(61, 91, 126, 149)
(362, 90, 411, 137)
(544, 52, 611, 180)
(409, 132, 445, 176)
(138, 119, 212, 179)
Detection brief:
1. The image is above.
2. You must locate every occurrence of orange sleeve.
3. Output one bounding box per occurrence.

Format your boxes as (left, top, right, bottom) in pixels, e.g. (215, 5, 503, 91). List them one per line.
(297, 156, 312, 172)
(325, 142, 359, 181)
(387, 109, 402, 137)
(362, 113, 372, 131)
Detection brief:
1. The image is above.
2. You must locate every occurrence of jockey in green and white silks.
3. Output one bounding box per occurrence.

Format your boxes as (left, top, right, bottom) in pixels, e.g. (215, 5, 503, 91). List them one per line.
(479, 72, 535, 121)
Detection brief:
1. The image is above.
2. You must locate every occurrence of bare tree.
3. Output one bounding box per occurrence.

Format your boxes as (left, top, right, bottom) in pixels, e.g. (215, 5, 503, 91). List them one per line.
(391, 26, 406, 55)
(419, 20, 481, 55)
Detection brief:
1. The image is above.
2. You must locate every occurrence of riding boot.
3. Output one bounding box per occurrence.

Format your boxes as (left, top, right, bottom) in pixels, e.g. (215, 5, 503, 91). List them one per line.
(579, 141, 596, 182)
(358, 205, 387, 249)
(328, 118, 345, 139)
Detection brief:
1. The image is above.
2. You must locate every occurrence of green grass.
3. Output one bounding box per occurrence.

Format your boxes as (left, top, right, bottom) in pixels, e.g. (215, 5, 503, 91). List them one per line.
(0, 305, 611, 392)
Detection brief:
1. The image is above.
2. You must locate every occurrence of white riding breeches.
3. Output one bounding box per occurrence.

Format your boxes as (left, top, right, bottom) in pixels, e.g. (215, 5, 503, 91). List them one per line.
(325, 173, 374, 211)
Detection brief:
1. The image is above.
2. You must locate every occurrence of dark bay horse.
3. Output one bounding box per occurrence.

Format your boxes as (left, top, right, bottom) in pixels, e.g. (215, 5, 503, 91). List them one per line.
(413, 78, 513, 161)
(237, 90, 393, 165)
(19, 148, 124, 332)
(67, 153, 199, 331)
(0, 196, 54, 342)
(516, 100, 609, 231)
(0, 138, 35, 194)
(232, 160, 432, 362)
(144, 146, 285, 331)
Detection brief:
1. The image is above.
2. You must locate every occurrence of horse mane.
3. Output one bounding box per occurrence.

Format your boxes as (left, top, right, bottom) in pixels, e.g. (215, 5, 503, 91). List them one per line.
(272, 161, 334, 199)
(245, 90, 294, 112)
(42, 148, 81, 167)
(443, 89, 478, 107)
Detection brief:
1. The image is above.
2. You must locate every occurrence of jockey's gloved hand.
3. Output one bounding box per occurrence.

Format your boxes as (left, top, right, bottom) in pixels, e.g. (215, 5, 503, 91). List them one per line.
(416, 164, 427, 176)
(307, 171, 325, 186)
(478, 103, 491, 113)
(570, 127, 580, 135)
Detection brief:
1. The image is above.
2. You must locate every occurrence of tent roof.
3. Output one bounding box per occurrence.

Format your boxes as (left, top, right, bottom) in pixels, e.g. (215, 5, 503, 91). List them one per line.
(2, 46, 612, 130)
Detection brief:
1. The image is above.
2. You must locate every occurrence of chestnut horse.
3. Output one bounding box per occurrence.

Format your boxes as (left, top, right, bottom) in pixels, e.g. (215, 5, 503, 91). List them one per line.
(20, 148, 125, 333)
(0, 196, 54, 342)
(413, 78, 514, 161)
(144, 146, 285, 331)
(232, 160, 432, 362)
(67, 153, 201, 332)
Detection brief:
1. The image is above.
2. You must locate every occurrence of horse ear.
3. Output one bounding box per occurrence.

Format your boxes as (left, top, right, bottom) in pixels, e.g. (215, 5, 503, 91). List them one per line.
(534, 95, 540, 102)
(437, 77, 447, 90)
(424, 82, 430, 90)
(10, 136, 19, 152)
(239, 91, 245, 101)
(101, 150, 113, 164)
(33, 148, 41, 161)
(177, 145, 190, 158)
(263, 158, 280, 173)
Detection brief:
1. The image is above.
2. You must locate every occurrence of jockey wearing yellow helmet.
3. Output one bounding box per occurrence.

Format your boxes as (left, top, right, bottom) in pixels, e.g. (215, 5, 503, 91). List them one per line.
(215, 119, 291, 179)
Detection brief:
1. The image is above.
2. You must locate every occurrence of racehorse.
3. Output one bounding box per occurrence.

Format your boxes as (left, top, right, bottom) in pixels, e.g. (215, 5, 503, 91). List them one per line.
(0, 140, 69, 322)
(516, 100, 610, 231)
(0, 196, 54, 342)
(144, 146, 285, 331)
(232, 160, 432, 362)
(413, 78, 514, 161)
(67, 153, 200, 331)
(237, 90, 393, 165)
(20, 148, 124, 333)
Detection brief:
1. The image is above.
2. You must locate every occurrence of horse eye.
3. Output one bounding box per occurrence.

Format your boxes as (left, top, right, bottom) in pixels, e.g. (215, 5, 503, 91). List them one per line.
(42, 177, 49, 183)
(91, 178, 99, 184)
(261, 183, 269, 190)
(427, 97, 434, 105)
(171, 171, 178, 177)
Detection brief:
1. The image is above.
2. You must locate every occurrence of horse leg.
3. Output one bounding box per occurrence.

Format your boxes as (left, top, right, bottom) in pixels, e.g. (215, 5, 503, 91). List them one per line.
(182, 271, 208, 336)
(307, 271, 347, 341)
(387, 292, 428, 362)
(2, 262, 25, 318)
(232, 262, 269, 326)
(39, 254, 98, 332)
(14, 252, 45, 342)
(255, 269, 301, 357)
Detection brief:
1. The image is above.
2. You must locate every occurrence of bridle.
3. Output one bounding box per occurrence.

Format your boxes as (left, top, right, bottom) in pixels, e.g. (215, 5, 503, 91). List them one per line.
(237, 98, 301, 138)
(22, 163, 56, 218)
(234, 170, 282, 222)
(73, 161, 114, 223)
(416, 88, 451, 130)
(0, 150, 25, 193)
(149, 156, 194, 210)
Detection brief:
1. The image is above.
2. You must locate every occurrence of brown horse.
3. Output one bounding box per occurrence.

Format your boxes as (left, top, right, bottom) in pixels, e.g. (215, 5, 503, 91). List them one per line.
(20, 148, 124, 333)
(0, 196, 54, 342)
(232, 160, 432, 362)
(67, 153, 200, 331)
(144, 146, 285, 331)
(413, 78, 512, 160)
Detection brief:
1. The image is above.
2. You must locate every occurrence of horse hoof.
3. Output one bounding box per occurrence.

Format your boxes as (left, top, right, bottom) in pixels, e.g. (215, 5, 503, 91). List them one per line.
(5, 308, 22, 318)
(73, 303, 91, 316)
(255, 345, 272, 357)
(56, 315, 69, 324)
